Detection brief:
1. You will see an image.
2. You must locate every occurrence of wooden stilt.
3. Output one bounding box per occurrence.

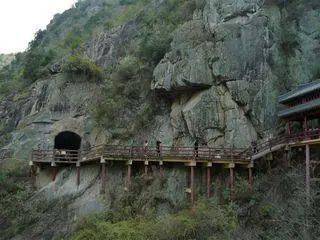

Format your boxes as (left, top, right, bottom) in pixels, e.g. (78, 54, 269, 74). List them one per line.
(126, 161, 132, 191)
(229, 167, 235, 200)
(159, 161, 164, 177)
(144, 161, 149, 175)
(248, 167, 253, 192)
(52, 166, 58, 182)
(29, 161, 36, 190)
(190, 165, 195, 205)
(206, 166, 211, 198)
(306, 144, 310, 202)
(76, 162, 81, 187)
(101, 158, 106, 194)
(50, 162, 57, 192)
(288, 121, 292, 135)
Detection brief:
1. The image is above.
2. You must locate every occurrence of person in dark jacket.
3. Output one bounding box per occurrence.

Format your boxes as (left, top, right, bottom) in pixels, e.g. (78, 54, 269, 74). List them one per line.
(194, 140, 199, 158)
(156, 140, 162, 157)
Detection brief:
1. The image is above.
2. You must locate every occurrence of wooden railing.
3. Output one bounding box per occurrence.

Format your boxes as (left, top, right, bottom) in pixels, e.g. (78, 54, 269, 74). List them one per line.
(31, 145, 249, 164)
(31, 129, 320, 164)
(250, 129, 320, 155)
(32, 149, 80, 163)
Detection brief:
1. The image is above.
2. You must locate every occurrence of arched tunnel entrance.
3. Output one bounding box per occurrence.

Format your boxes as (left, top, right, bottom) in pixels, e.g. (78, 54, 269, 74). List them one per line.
(54, 131, 81, 150)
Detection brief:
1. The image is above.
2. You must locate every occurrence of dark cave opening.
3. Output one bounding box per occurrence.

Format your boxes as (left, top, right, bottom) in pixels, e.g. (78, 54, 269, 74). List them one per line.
(54, 131, 81, 150)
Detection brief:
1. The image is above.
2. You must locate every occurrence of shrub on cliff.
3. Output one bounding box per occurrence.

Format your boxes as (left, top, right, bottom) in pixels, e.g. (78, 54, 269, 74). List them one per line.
(22, 48, 56, 82)
(62, 54, 103, 81)
(71, 200, 238, 240)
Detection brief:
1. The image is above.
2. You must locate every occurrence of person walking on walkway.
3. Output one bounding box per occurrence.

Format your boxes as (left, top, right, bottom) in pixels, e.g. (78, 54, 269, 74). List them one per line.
(194, 139, 199, 158)
(156, 140, 162, 157)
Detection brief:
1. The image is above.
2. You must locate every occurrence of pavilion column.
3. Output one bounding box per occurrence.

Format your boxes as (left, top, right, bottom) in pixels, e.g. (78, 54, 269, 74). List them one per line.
(304, 116, 308, 140)
(304, 115, 308, 131)
(305, 144, 311, 203)
(287, 121, 292, 135)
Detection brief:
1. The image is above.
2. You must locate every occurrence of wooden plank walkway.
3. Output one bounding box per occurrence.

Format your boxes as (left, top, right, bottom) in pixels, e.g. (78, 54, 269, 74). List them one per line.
(32, 145, 251, 166)
(30, 129, 320, 167)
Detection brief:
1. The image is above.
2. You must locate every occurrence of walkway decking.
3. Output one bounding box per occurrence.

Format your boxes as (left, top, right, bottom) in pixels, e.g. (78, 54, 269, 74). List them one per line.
(32, 145, 251, 166)
(31, 129, 320, 167)
(28, 129, 320, 204)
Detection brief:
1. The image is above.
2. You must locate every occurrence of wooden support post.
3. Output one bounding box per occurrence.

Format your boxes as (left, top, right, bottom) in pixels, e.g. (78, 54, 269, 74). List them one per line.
(288, 121, 292, 135)
(248, 167, 253, 192)
(125, 160, 132, 191)
(76, 162, 81, 187)
(230, 167, 235, 200)
(159, 161, 164, 177)
(225, 163, 235, 200)
(29, 161, 36, 190)
(304, 115, 308, 131)
(101, 157, 106, 194)
(207, 167, 211, 198)
(306, 144, 311, 202)
(190, 165, 195, 205)
(51, 162, 57, 182)
(144, 161, 149, 175)
(185, 161, 196, 206)
(206, 162, 212, 198)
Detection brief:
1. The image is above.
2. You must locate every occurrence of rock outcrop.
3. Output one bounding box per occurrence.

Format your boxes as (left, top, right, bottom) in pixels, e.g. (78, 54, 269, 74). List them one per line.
(153, 0, 320, 146)
(0, 53, 15, 70)
(1, 0, 320, 238)
(1, 74, 103, 159)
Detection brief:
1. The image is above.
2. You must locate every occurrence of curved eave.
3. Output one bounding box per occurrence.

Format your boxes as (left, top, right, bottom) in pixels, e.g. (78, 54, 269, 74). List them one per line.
(278, 98, 320, 119)
(278, 81, 320, 104)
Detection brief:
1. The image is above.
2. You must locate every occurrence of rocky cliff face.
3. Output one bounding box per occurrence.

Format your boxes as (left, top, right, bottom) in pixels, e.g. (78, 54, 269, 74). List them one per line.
(0, 0, 319, 238)
(0, 54, 15, 70)
(0, 74, 102, 159)
(153, 0, 320, 147)
(2, 0, 319, 156)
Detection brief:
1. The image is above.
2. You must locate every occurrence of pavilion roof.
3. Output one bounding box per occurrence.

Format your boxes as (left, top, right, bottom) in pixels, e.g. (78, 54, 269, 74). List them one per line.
(278, 98, 320, 119)
(278, 80, 320, 104)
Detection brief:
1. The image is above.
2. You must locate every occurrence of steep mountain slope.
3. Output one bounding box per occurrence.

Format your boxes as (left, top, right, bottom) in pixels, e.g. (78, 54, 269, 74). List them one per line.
(0, 0, 319, 239)
(0, 54, 15, 70)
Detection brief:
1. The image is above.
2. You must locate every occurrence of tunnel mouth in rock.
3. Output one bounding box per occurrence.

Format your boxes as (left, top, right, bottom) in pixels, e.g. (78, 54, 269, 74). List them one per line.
(54, 131, 81, 150)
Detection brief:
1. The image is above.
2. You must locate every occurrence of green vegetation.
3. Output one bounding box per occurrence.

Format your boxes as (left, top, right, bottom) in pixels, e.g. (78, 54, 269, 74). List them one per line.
(0, 160, 42, 238)
(0, 160, 73, 240)
(69, 164, 320, 240)
(71, 200, 238, 240)
(0, 0, 204, 138)
(63, 54, 103, 81)
(93, 0, 204, 139)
